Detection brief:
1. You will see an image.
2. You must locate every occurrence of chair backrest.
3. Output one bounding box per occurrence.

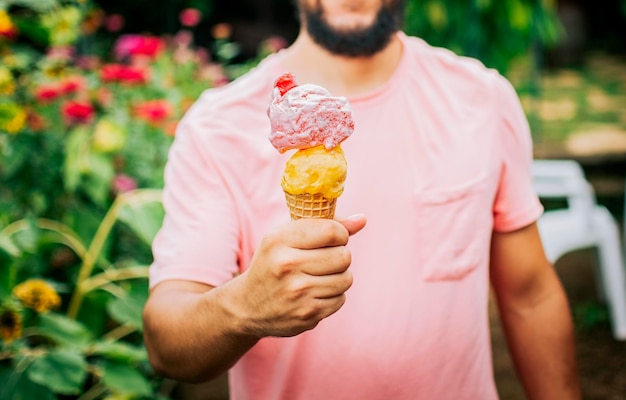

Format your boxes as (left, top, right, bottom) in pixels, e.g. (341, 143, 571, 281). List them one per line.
(532, 159, 597, 213)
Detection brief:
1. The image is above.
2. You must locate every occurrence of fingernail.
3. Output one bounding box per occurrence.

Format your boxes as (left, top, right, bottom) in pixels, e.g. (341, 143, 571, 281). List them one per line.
(344, 213, 365, 221)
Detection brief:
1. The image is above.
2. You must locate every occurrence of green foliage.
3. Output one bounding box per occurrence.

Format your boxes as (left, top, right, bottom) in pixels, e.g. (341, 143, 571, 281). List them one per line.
(403, 0, 562, 73)
(0, 1, 223, 398)
(0, 190, 165, 399)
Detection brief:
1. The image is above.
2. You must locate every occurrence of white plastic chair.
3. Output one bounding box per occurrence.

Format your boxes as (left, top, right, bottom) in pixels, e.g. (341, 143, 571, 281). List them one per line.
(532, 159, 626, 340)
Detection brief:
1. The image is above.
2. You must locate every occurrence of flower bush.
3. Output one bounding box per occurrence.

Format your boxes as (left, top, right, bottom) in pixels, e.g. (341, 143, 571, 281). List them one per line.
(0, 0, 264, 398)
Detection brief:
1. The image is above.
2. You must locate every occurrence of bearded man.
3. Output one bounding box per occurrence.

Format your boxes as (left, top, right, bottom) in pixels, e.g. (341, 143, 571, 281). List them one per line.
(143, 1, 581, 398)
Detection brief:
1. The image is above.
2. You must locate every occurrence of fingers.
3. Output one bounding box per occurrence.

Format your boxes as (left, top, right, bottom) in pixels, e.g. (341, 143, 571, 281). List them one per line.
(336, 214, 367, 236)
(310, 271, 353, 299)
(277, 213, 367, 250)
(294, 246, 352, 276)
(281, 218, 350, 249)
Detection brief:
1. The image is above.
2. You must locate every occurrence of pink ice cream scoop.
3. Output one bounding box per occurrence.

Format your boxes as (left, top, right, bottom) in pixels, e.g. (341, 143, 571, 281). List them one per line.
(268, 73, 354, 153)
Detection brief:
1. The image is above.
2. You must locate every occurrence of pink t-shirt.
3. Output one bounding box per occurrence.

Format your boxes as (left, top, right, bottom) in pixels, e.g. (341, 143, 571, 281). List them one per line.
(150, 33, 543, 399)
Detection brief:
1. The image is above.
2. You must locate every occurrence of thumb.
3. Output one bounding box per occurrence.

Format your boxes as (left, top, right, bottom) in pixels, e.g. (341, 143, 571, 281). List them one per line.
(336, 214, 367, 236)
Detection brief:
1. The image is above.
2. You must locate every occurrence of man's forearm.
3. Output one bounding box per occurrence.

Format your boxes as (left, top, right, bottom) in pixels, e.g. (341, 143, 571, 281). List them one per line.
(495, 274, 581, 400)
(143, 279, 258, 383)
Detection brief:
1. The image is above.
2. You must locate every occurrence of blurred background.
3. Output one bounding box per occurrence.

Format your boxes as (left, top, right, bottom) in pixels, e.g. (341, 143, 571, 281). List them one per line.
(0, 0, 625, 399)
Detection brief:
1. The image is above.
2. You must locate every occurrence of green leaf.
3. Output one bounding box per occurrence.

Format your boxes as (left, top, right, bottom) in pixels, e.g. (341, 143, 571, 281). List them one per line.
(2, 0, 57, 12)
(0, 247, 16, 298)
(118, 200, 164, 245)
(91, 341, 148, 363)
(83, 152, 114, 207)
(63, 126, 90, 193)
(0, 136, 29, 178)
(0, 366, 56, 400)
(77, 290, 111, 336)
(107, 294, 144, 331)
(100, 361, 153, 397)
(26, 350, 88, 395)
(10, 219, 38, 254)
(36, 312, 93, 347)
(11, 17, 51, 47)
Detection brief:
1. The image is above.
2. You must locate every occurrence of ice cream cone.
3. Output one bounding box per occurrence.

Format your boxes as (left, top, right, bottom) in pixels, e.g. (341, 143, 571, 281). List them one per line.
(284, 191, 336, 220)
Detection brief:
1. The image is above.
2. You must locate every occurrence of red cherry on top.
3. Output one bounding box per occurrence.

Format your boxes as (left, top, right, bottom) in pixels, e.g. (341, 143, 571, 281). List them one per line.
(275, 73, 298, 96)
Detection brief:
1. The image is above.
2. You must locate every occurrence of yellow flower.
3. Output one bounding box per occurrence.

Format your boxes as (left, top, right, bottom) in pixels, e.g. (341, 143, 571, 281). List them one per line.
(0, 65, 15, 96)
(13, 279, 61, 313)
(0, 103, 26, 134)
(0, 10, 16, 38)
(0, 308, 22, 343)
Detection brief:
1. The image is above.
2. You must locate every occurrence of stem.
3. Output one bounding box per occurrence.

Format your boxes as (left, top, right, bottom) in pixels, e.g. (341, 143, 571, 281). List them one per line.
(66, 189, 162, 319)
(98, 283, 127, 298)
(79, 266, 149, 294)
(78, 382, 107, 400)
(2, 219, 87, 260)
(103, 322, 136, 342)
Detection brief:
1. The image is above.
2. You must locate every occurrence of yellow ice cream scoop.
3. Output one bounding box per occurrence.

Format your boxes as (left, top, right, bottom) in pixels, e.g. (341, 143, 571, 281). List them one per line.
(281, 145, 347, 199)
(281, 145, 347, 219)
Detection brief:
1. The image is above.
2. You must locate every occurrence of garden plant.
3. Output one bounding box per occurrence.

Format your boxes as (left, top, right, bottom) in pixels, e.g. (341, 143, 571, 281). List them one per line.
(0, 0, 229, 397)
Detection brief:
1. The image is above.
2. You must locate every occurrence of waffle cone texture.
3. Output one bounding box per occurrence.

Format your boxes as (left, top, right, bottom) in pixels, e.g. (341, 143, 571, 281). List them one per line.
(284, 192, 337, 220)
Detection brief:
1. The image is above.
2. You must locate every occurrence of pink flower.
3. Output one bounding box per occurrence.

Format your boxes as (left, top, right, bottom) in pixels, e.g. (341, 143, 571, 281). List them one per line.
(46, 46, 74, 62)
(179, 8, 202, 27)
(112, 174, 137, 194)
(61, 100, 95, 124)
(114, 35, 164, 60)
(104, 14, 124, 32)
(75, 55, 101, 71)
(173, 30, 193, 47)
(196, 47, 210, 64)
(198, 63, 229, 87)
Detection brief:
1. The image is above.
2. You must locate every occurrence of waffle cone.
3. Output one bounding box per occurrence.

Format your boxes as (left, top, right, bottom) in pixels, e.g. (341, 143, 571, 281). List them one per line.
(284, 192, 337, 220)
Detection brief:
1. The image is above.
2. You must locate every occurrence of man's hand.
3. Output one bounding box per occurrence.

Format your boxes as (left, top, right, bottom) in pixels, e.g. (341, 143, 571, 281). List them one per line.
(143, 214, 366, 382)
(231, 214, 367, 337)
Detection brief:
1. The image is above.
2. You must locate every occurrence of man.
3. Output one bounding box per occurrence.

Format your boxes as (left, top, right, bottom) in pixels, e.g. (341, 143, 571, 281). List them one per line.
(143, 0, 581, 398)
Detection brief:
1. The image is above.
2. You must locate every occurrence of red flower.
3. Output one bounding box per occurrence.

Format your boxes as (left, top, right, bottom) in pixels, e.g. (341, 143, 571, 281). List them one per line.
(179, 8, 202, 27)
(61, 100, 95, 124)
(60, 76, 87, 95)
(114, 35, 164, 60)
(100, 64, 149, 85)
(133, 99, 173, 125)
(34, 83, 62, 103)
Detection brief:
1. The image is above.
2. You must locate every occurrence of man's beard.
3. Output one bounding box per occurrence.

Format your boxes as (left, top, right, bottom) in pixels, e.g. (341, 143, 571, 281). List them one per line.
(300, 1, 405, 57)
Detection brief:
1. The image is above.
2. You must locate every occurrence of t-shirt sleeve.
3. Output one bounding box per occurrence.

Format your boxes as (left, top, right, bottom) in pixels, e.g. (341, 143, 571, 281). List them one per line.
(492, 76, 544, 232)
(149, 109, 240, 289)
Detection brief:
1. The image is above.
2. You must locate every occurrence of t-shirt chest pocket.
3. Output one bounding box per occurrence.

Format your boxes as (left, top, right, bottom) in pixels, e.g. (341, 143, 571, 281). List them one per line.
(415, 175, 494, 281)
